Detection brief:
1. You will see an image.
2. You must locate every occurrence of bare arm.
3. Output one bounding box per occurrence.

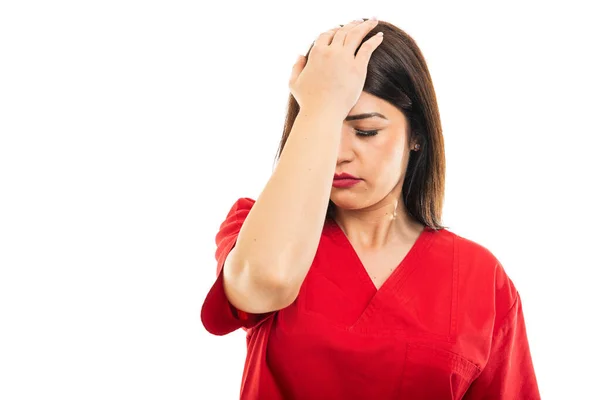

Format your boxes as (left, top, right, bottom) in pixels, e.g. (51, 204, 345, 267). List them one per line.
(222, 18, 383, 314)
(223, 108, 343, 313)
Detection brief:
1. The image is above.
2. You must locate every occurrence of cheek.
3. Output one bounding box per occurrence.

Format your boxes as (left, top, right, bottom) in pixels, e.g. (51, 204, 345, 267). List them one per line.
(372, 141, 405, 177)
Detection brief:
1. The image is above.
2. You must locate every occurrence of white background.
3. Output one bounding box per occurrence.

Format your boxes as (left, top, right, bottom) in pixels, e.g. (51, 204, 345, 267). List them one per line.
(1, 0, 598, 399)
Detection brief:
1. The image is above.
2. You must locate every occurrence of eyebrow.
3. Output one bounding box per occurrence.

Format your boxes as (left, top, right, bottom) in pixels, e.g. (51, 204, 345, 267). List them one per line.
(345, 112, 388, 121)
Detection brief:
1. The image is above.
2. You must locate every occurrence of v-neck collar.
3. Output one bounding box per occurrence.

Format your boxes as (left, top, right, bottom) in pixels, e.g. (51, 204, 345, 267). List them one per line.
(324, 217, 435, 295)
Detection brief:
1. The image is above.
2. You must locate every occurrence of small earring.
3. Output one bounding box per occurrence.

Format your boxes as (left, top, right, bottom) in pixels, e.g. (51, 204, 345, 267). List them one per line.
(414, 144, 420, 151)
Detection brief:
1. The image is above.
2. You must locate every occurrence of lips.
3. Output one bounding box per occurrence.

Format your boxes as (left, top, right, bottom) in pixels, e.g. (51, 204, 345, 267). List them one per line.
(333, 172, 360, 180)
(332, 178, 361, 188)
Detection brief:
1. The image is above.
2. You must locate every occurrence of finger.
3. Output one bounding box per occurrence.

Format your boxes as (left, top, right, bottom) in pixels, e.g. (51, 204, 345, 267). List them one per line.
(330, 19, 365, 47)
(313, 26, 341, 48)
(355, 31, 384, 66)
(344, 18, 379, 50)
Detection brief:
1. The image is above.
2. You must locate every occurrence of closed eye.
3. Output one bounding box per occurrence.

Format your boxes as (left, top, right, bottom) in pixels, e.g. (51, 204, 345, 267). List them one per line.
(355, 129, 380, 137)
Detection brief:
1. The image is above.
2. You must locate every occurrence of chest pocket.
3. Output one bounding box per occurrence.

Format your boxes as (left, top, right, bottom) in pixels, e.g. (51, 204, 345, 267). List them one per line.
(400, 342, 481, 400)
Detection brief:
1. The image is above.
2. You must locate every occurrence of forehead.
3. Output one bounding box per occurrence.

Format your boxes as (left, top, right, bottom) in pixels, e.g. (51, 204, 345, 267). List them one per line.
(349, 91, 404, 121)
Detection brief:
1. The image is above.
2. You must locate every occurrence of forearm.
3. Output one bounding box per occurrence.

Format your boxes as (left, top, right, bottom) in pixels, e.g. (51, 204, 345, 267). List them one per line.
(232, 107, 343, 296)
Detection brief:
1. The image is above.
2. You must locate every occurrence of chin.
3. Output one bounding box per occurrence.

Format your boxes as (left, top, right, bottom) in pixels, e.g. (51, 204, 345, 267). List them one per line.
(330, 195, 367, 211)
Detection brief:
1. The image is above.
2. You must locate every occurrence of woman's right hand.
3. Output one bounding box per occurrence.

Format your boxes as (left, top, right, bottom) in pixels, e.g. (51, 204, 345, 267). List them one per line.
(288, 18, 383, 118)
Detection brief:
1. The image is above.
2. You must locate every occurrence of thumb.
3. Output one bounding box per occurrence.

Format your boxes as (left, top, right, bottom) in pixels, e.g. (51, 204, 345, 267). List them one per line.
(289, 55, 306, 86)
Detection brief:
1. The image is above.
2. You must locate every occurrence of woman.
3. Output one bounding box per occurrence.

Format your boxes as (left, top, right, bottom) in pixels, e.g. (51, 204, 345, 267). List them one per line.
(201, 17, 540, 399)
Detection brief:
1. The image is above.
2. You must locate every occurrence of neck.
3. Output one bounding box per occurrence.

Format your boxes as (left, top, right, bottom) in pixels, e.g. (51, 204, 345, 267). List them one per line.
(332, 200, 423, 250)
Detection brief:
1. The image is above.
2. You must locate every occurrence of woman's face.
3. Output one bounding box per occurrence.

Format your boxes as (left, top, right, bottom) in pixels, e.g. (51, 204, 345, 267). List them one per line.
(330, 91, 416, 215)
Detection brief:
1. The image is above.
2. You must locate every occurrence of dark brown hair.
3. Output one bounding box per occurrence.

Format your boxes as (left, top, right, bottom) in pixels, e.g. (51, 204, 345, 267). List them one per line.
(273, 20, 448, 231)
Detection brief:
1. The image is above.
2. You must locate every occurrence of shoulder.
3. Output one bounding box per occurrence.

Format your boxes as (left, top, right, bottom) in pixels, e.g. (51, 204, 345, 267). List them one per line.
(218, 197, 256, 227)
(438, 227, 505, 277)
(441, 227, 518, 324)
(214, 197, 256, 245)
(420, 227, 499, 271)
(223, 197, 256, 218)
(435, 227, 497, 264)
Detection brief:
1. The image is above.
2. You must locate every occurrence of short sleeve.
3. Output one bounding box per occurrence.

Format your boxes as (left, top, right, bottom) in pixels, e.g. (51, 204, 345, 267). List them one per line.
(463, 263, 541, 399)
(200, 197, 276, 336)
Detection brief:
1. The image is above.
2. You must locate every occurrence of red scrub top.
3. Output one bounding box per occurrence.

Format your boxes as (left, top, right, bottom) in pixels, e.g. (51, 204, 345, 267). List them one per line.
(201, 198, 540, 399)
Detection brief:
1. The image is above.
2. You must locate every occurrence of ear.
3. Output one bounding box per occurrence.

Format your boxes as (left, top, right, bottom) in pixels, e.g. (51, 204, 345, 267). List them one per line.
(409, 132, 421, 148)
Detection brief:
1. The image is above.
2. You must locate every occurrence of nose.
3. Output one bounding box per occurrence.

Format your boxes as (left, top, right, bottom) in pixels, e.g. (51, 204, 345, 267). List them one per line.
(336, 127, 355, 164)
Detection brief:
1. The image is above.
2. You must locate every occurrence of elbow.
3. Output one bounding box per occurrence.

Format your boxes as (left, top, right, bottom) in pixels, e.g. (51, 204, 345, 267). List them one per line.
(227, 258, 297, 313)
(249, 264, 299, 310)
(267, 275, 301, 310)
(262, 264, 305, 310)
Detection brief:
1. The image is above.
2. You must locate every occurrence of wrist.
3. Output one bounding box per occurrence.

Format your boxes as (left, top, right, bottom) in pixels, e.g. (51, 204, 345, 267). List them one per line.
(298, 105, 346, 124)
